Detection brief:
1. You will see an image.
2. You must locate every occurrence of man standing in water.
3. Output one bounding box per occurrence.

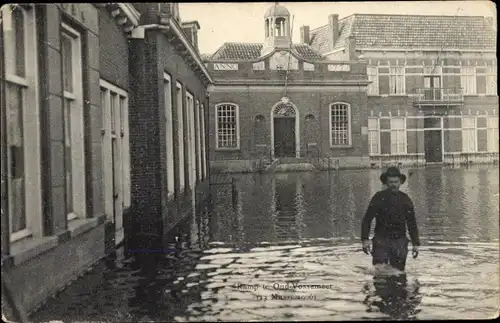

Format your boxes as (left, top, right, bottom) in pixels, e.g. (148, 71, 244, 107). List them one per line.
(361, 167, 420, 271)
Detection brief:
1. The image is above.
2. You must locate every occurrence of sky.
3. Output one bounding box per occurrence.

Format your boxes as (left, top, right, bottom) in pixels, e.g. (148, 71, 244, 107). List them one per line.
(179, 1, 496, 55)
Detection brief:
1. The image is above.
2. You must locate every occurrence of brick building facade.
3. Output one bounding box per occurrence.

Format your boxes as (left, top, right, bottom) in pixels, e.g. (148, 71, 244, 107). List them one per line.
(205, 3, 371, 173)
(205, 4, 498, 173)
(308, 13, 498, 166)
(1, 3, 211, 315)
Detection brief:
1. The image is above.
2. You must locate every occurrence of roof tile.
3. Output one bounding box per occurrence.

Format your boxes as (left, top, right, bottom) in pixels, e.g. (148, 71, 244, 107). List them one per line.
(310, 14, 496, 53)
(208, 42, 325, 61)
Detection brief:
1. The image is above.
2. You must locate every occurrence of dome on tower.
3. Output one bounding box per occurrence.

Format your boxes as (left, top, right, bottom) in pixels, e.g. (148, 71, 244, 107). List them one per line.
(264, 3, 290, 18)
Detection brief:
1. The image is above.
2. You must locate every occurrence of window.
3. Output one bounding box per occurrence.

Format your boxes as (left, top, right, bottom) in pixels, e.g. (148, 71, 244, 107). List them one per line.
(201, 104, 207, 179)
(487, 116, 498, 152)
(329, 103, 351, 146)
(195, 100, 202, 181)
(367, 66, 378, 95)
(100, 80, 130, 228)
(461, 67, 476, 95)
(2, 4, 42, 241)
(390, 117, 407, 154)
(476, 67, 497, 95)
(163, 74, 174, 197)
(215, 103, 240, 149)
(368, 118, 380, 154)
(378, 67, 405, 95)
(176, 83, 185, 191)
(61, 24, 85, 221)
(389, 67, 405, 95)
(186, 92, 196, 189)
(462, 116, 477, 152)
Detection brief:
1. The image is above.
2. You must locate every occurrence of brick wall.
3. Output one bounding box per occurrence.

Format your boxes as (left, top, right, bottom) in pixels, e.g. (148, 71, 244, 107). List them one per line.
(98, 7, 129, 90)
(128, 34, 163, 241)
(208, 88, 369, 161)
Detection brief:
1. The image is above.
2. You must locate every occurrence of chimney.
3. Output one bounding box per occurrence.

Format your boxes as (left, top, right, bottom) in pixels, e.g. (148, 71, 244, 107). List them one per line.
(181, 21, 200, 52)
(328, 14, 339, 51)
(347, 35, 356, 60)
(300, 25, 310, 44)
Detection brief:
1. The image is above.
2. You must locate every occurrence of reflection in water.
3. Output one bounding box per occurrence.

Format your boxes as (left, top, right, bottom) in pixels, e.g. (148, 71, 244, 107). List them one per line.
(273, 174, 300, 241)
(31, 166, 499, 322)
(363, 274, 422, 320)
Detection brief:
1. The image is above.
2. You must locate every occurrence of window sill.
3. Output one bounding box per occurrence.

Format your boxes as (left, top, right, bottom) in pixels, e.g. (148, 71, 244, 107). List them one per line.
(330, 145, 353, 149)
(5, 215, 105, 268)
(370, 153, 424, 157)
(215, 147, 240, 152)
(463, 94, 497, 97)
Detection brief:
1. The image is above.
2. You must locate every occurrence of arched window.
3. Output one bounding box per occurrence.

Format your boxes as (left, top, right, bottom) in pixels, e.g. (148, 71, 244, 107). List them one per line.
(215, 103, 240, 149)
(329, 103, 351, 147)
(265, 19, 270, 38)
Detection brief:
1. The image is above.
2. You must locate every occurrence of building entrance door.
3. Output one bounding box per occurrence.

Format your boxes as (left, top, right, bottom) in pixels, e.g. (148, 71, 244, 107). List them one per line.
(424, 130, 443, 163)
(274, 117, 296, 157)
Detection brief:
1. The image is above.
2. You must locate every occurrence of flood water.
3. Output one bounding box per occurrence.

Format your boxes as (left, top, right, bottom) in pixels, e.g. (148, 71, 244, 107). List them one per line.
(31, 166, 499, 321)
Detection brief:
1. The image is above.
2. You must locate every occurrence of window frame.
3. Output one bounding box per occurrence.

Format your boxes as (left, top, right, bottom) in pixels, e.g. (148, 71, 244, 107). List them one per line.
(461, 116, 477, 153)
(461, 66, 477, 96)
(61, 23, 86, 222)
(389, 66, 406, 95)
(201, 103, 207, 179)
(163, 73, 175, 198)
(486, 116, 499, 152)
(367, 117, 380, 155)
(367, 66, 379, 96)
(195, 100, 202, 182)
(215, 103, 240, 150)
(176, 82, 185, 192)
(2, 4, 43, 242)
(476, 66, 497, 96)
(390, 117, 407, 155)
(329, 102, 352, 148)
(185, 91, 196, 189)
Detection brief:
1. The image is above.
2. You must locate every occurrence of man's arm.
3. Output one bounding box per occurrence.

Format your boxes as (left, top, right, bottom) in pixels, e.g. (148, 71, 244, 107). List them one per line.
(406, 197, 420, 246)
(361, 193, 379, 241)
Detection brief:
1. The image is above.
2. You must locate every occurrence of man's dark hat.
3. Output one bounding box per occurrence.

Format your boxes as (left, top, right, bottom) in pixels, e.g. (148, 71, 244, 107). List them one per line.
(380, 166, 407, 184)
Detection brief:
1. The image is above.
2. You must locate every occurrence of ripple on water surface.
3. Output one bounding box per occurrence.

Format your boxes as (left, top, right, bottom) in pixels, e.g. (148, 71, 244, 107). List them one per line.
(31, 166, 499, 321)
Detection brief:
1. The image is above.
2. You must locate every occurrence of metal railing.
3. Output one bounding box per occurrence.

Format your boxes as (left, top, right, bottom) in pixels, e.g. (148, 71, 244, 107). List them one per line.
(254, 145, 343, 172)
(413, 87, 464, 104)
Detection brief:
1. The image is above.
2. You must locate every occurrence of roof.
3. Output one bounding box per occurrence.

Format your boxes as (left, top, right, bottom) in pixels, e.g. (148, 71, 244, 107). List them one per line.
(310, 14, 496, 52)
(208, 42, 326, 61)
(264, 3, 290, 18)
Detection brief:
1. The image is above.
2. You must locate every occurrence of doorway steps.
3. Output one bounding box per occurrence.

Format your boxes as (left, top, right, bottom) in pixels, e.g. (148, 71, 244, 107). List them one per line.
(261, 158, 280, 173)
(269, 157, 317, 173)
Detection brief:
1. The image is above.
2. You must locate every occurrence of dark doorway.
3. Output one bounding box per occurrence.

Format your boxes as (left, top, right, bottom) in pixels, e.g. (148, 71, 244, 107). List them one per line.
(274, 117, 295, 157)
(424, 130, 443, 163)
